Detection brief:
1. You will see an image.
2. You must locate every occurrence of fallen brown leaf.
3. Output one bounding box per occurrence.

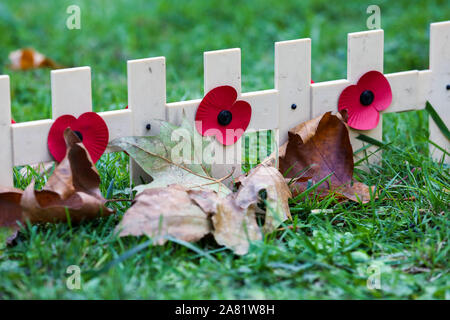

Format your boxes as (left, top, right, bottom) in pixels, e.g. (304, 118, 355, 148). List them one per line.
(0, 187, 24, 244)
(20, 129, 113, 223)
(8, 48, 62, 70)
(211, 194, 262, 255)
(187, 189, 219, 215)
(234, 163, 292, 233)
(279, 112, 374, 203)
(116, 185, 212, 245)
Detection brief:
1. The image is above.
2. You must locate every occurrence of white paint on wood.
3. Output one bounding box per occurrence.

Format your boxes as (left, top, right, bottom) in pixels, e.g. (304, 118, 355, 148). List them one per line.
(166, 99, 201, 125)
(384, 70, 421, 113)
(51, 67, 92, 119)
(311, 79, 349, 118)
(128, 57, 166, 136)
(99, 109, 133, 141)
(418, 70, 432, 108)
(204, 48, 242, 180)
(127, 57, 167, 183)
(99, 109, 133, 153)
(347, 30, 384, 82)
(204, 48, 241, 94)
(275, 38, 311, 145)
(12, 120, 54, 166)
(347, 30, 384, 163)
(242, 89, 278, 130)
(0, 76, 13, 186)
(428, 21, 450, 163)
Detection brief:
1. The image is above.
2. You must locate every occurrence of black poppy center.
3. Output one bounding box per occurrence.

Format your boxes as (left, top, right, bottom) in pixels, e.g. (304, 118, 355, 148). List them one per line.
(360, 90, 375, 106)
(74, 130, 83, 141)
(217, 110, 233, 126)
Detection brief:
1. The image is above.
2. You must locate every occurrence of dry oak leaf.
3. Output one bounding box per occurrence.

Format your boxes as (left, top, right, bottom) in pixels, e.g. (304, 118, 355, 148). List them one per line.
(279, 112, 373, 203)
(20, 129, 113, 223)
(234, 163, 292, 233)
(116, 185, 212, 245)
(8, 48, 62, 70)
(0, 187, 24, 245)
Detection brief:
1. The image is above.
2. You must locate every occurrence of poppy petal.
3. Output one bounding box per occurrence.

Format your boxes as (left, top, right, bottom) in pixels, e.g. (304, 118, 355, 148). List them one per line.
(195, 107, 222, 136)
(195, 86, 238, 136)
(358, 71, 392, 111)
(347, 105, 380, 130)
(223, 100, 252, 145)
(71, 112, 109, 163)
(48, 115, 77, 162)
(47, 112, 109, 163)
(203, 86, 238, 111)
(195, 86, 252, 145)
(338, 84, 360, 113)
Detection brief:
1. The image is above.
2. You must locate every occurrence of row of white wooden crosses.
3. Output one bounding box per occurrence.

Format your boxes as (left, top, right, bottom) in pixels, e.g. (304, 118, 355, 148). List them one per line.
(0, 21, 448, 187)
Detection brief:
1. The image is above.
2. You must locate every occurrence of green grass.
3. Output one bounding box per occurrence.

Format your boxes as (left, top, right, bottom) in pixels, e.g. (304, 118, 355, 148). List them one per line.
(0, 0, 449, 299)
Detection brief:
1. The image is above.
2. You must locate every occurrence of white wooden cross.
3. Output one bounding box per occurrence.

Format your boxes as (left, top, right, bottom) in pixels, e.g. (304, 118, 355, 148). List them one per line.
(428, 21, 450, 163)
(138, 48, 279, 182)
(311, 30, 385, 164)
(276, 38, 312, 145)
(0, 75, 13, 186)
(0, 21, 448, 188)
(309, 28, 447, 164)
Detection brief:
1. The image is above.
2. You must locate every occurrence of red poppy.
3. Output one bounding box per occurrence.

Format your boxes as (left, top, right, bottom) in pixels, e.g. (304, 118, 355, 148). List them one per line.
(338, 71, 392, 130)
(195, 86, 251, 146)
(48, 112, 109, 163)
(11, 119, 15, 124)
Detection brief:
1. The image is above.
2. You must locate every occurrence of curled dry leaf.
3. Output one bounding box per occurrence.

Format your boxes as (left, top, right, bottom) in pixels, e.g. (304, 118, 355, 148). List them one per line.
(0, 187, 23, 244)
(189, 187, 263, 255)
(234, 163, 292, 233)
(8, 48, 62, 70)
(116, 185, 212, 245)
(117, 182, 263, 255)
(211, 194, 262, 256)
(20, 129, 113, 223)
(279, 112, 373, 203)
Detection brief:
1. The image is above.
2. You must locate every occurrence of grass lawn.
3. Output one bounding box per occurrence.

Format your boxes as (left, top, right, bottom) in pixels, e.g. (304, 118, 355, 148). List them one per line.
(0, 0, 449, 299)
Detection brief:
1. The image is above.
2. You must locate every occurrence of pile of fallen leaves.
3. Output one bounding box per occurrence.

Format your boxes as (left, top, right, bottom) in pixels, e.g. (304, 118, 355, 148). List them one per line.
(0, 129, 113, 245)
(0, 112, 375, 255)
(110, 117, 291, 255)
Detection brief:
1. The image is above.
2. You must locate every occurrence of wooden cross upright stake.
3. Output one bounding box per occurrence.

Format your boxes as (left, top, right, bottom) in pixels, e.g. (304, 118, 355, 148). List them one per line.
(345, 29, 384, 164)
(128, 57, 166, 184)
(275, 38, 312, 146)
(203, 48, 243, 180)
(0, 76, 13, 186)
(428, 21, 450, 163)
